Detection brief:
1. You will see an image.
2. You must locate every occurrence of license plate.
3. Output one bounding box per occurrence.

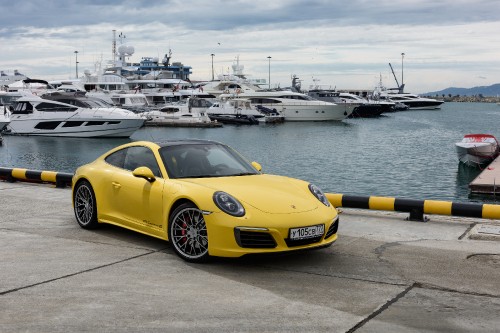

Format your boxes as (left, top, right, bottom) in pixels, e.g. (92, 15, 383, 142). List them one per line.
(289, 224, 325, 240)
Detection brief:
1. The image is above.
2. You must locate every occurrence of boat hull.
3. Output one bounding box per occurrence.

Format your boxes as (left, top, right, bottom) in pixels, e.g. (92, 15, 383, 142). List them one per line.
(279, 103, 353, 121)
(5, 118, 145, 138)
(455, 141, 498, 167)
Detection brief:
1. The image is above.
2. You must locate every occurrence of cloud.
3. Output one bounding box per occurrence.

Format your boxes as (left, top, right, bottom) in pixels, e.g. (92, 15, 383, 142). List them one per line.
(0, 0, 499, 93)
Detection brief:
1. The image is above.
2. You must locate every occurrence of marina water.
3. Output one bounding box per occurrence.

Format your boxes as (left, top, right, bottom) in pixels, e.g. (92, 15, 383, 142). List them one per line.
(1, 102, 499, 203)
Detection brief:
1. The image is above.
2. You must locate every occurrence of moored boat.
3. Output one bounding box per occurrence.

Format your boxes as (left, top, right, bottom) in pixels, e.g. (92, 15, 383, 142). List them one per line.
(143, 97, 221, 127)
(208, 98, 284, 124)
(455, 134, 499, 167)
(4, 92, 145, 138)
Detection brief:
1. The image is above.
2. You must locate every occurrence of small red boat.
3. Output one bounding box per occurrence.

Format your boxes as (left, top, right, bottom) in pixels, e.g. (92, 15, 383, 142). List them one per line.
(455, 134, 499, 167)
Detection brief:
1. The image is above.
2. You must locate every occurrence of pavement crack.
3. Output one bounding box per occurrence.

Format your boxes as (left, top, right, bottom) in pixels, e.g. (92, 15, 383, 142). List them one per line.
(414, 281, 500, 299)
(458, 223, 477, 240)
(346, 283, 416, 333)
(0, 249, 166, 296)
(259, 264, 409, 288)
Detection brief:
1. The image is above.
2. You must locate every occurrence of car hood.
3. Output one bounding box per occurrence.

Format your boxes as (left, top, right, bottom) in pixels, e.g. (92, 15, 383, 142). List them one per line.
(181, 174, 319, 214)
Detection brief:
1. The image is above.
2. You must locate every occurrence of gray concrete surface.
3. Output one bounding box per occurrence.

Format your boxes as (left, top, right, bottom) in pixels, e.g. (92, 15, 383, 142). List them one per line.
(0, 181, 499, 332)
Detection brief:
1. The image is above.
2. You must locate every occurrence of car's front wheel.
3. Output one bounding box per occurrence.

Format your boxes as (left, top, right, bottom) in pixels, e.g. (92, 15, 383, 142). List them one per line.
(169, 202, 209, 263)
(73, 180, 99, 229)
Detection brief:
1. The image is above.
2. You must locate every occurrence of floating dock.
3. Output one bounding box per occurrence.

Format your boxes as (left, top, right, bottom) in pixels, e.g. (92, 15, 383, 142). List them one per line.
(469, 155, 500, 194)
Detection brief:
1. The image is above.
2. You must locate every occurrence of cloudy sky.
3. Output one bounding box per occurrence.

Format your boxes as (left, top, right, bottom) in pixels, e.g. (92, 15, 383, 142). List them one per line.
(1, 0, 499, 93)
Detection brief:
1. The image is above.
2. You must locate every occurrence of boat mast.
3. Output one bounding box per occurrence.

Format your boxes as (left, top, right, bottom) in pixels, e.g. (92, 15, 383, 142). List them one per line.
(112, 30, 116, 65)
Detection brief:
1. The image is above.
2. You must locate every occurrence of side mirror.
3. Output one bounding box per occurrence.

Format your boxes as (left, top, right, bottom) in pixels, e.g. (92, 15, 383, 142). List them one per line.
(251, 161, 262, 172)
(132, 166, 156, 182)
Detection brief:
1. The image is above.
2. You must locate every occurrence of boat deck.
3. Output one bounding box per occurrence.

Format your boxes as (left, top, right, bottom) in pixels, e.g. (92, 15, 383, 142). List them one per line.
(469, 155, 500, 194)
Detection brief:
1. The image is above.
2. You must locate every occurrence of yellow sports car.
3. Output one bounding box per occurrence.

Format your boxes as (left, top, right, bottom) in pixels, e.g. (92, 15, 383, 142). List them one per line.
(72, 140, 339, 262)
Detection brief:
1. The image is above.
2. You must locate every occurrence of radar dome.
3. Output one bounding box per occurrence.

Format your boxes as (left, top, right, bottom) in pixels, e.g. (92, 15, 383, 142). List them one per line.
(118, 45, 135, 56)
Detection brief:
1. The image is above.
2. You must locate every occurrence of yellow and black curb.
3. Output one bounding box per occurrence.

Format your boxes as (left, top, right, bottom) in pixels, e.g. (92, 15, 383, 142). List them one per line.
(2, 167, 499, 221)
(326, 193, 500, 221)
(0, 167, 73, 188)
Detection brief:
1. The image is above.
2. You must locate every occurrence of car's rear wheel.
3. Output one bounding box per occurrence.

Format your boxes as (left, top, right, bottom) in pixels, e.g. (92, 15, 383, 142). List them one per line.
(73, 180, 99, 229)
(169, 202, 209, 263)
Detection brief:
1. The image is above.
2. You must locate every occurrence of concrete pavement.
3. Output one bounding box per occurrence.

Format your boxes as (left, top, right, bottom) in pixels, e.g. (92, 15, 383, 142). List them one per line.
(0, 181, 499, 332)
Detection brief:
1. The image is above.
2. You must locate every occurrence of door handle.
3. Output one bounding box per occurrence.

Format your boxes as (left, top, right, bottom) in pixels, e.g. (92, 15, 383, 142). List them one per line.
(112, 181, 121, 189)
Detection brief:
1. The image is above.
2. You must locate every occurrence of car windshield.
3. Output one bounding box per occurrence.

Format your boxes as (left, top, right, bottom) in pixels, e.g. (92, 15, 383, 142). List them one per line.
(159, 143, 259, 179)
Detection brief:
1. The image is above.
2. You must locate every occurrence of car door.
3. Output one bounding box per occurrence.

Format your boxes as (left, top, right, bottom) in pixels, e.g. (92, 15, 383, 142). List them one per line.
(108, 146, 166, 237)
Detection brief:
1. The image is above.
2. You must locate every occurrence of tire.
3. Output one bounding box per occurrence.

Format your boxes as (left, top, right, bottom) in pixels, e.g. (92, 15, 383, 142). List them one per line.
(73, 180, 99, 229)
(169, 202, 209, 263)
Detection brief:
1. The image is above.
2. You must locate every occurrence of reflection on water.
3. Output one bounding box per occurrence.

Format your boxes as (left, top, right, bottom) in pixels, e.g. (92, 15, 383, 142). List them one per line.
(1, 102, 500, 203)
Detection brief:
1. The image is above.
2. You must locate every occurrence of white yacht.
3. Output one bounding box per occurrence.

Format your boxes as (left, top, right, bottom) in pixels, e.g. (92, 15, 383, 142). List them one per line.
(208, 98, 284, 124)
(373, 79, 444, 110)
(143, 97, 219, 127)
(0, 70, 28, 87)
(308, 89, 384, 118)
(88, 91, 150, 113)
(220, 90, 352, 121)
(380, 91, 444, 110)
(5, 93, 145, 137)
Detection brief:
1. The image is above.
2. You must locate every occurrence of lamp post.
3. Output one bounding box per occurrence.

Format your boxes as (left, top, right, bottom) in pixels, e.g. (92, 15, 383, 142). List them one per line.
(74, 51, 79, 79)
(211, 53, 215, 81)
(267, 56, 271, 89)
(401, 52, 405, 90)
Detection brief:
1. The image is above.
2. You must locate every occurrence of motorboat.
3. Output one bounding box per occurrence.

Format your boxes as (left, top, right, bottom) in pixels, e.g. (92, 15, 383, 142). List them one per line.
(0, 70, 28, 90)
(382, 92, 444, 110)
(455, 134, 499, 167)
(308, 89, 384, 118)
(87, 91, 150, 113)
(199, 56, 268, 97)
(143, 97, 221, 127)
(5, 92, 145, 137)
(220, 90, 352, 121)
(208, 98, 284, 124)
(373, 82, 443, 110)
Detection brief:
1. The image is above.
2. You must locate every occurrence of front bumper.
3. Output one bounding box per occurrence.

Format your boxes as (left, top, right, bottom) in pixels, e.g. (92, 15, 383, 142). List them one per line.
(205, 211, 339, 258)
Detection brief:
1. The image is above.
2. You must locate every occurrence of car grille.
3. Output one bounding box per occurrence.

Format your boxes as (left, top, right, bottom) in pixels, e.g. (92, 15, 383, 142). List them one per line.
(324, 217, 339, 239)
(234, 229, 277, 248)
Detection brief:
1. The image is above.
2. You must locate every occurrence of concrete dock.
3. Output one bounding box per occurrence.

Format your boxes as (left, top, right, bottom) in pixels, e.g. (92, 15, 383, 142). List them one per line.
(1, 181, 499, 332)
(470, 155, 500, 194)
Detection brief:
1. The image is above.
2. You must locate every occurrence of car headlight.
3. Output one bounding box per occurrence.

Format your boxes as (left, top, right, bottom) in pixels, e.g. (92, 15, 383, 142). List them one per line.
(309, 184, 330, 207)
(213, 191, 245, 217)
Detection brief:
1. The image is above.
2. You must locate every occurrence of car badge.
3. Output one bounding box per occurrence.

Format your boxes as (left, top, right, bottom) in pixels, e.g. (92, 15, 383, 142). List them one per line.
(291, 205, 296, 209)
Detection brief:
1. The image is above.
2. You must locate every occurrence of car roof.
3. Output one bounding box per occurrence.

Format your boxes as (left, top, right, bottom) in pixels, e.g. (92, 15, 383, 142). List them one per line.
(155, 139, 222, 148)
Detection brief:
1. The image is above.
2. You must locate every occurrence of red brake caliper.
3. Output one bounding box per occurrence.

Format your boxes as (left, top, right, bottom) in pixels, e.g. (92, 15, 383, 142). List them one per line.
(181, 212, 189, 244)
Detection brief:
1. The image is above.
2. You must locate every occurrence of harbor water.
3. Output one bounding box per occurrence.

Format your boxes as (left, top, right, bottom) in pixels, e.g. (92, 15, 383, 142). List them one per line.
(1, 102, 499, 203)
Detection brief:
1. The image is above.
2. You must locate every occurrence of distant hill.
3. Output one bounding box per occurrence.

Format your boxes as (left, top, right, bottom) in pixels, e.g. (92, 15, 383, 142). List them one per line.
(424, 83, 500, 97)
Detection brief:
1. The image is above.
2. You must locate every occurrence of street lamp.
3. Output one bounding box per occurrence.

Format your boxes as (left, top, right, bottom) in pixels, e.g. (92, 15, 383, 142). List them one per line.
(74, 51, 79, 79)
(267, 56, 271, 89)
(211, 53, 215, 81)
(401, 52, 405, 90)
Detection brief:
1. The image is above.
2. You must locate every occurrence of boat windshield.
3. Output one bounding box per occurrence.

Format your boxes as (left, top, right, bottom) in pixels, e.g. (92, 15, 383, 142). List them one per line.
(159, 143, 259, 179)
(85, 99, 114, 108)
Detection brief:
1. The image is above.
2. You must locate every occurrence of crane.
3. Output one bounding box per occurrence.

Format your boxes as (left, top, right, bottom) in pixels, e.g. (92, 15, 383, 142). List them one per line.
(388, 63, 405, 93)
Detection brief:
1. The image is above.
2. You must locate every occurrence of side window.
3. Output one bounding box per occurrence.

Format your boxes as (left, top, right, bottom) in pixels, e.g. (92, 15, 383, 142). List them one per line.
(124, 146, 162, 178)
(105, 148, 127, 168)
